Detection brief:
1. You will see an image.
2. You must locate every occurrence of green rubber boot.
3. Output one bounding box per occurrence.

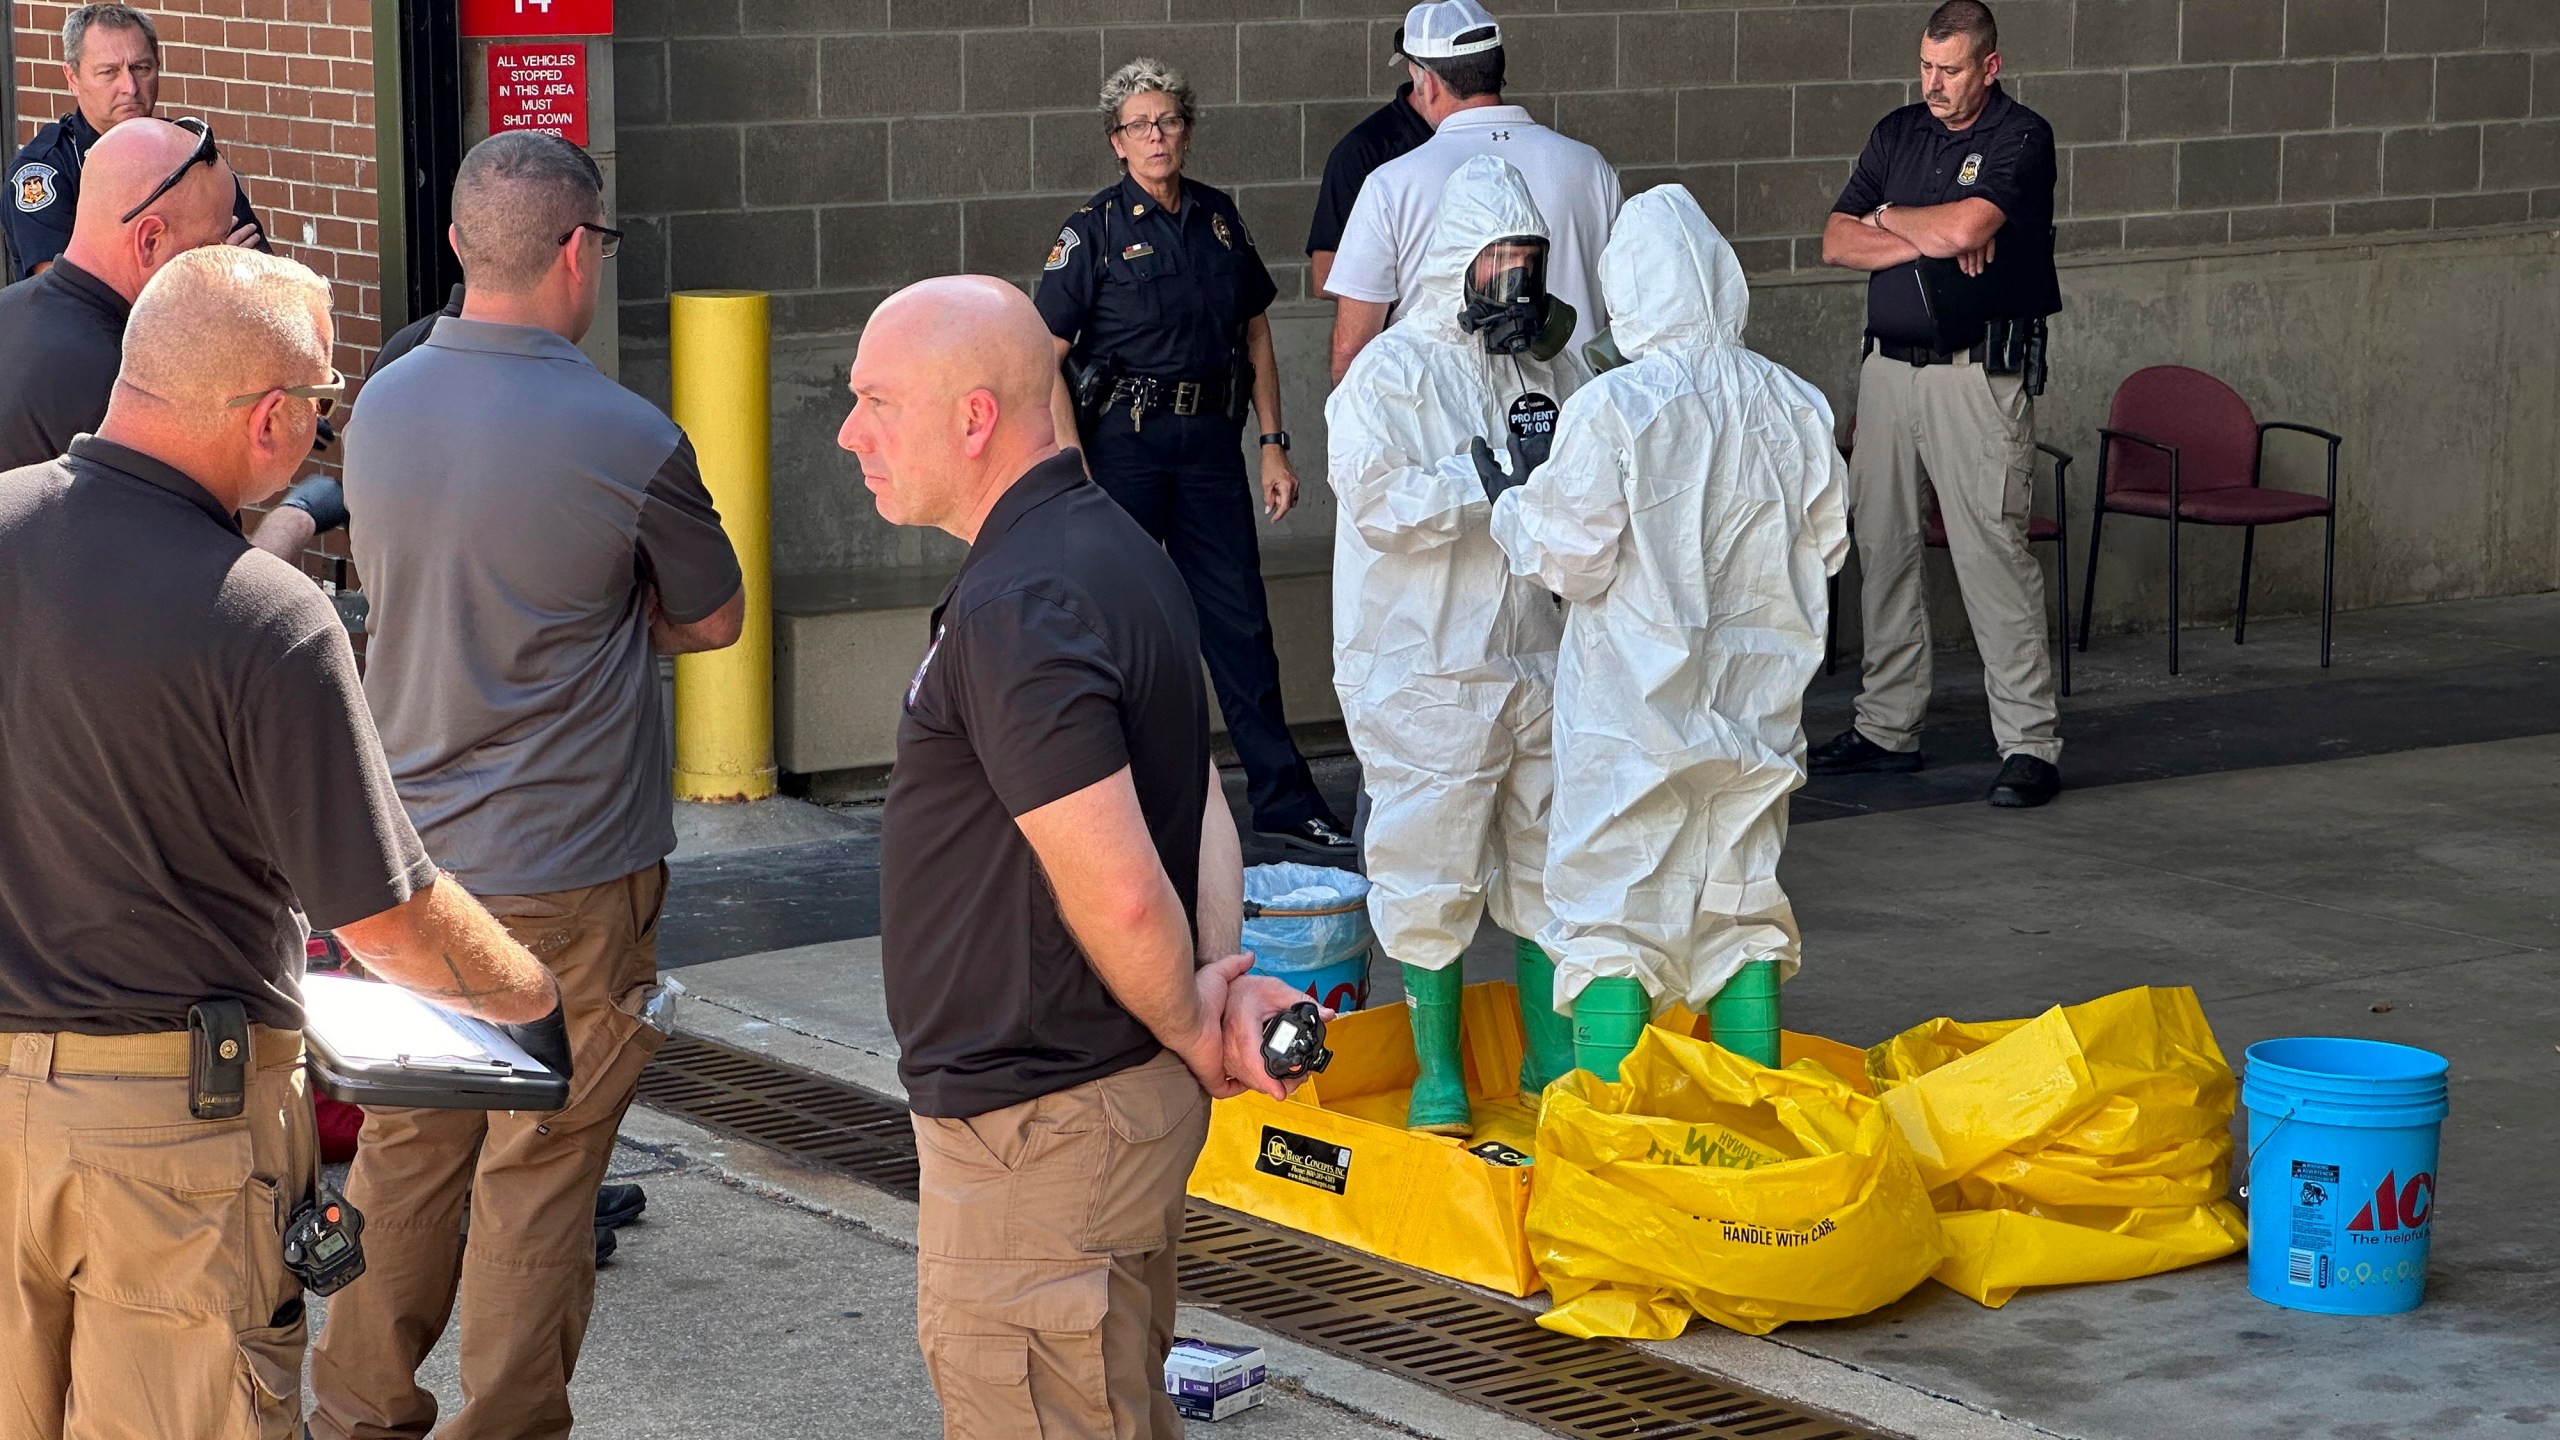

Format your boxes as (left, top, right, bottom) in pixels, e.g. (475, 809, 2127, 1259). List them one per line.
(1402, 962, 1473, 1135)
(1707, 959, 1783, 1068)
(1571, 978, 1651, 1083)
(1515, 939, 1575, 1098)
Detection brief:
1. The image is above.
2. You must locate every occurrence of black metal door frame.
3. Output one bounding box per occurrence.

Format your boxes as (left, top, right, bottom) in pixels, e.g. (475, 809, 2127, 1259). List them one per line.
(375, 0, 465, 329)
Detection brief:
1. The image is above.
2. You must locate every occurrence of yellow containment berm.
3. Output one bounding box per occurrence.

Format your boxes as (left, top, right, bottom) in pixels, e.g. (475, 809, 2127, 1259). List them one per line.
(1187, 983, 2249, 1337)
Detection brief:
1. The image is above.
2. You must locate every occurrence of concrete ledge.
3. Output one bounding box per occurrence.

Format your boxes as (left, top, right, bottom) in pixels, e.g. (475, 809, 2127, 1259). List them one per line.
(774, 537, 1341, 775)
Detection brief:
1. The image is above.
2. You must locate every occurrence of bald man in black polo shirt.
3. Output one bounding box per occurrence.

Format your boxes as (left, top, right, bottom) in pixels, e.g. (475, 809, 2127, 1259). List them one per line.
(842, 275, 1318, 1440)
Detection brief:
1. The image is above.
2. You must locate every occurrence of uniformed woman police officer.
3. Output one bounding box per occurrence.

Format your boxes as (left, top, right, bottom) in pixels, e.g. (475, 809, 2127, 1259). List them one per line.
(1036, 57, 1352, 856)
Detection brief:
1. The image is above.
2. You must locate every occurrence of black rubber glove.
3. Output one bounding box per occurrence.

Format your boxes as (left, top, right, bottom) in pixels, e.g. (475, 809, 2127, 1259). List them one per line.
(278, 475, 350, 534)
(1513, 418, 1555, 478)
(1470, 437, 1527, 505)
(310, 414, 338, 455)
(501, 1005, 576, 1081)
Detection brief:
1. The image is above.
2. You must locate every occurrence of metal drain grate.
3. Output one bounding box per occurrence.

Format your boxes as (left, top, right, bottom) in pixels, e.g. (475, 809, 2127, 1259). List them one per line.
(639, 1034, 1883, 1440)
(636, 1033, 921, 1198)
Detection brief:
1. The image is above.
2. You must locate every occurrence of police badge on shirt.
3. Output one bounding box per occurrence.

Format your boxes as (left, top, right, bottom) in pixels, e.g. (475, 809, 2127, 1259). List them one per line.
(12, 162, 58, 214)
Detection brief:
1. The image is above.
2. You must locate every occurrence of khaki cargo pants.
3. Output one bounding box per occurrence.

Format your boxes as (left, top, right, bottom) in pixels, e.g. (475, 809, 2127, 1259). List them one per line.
(0, 1025, 316, 1440)
(309, 863, 668, 1440)
(913, 1051, 1211, 1440)
(1848, 348, 2064, 764)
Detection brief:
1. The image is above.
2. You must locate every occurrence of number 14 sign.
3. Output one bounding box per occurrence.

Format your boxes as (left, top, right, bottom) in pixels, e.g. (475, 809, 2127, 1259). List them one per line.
(460, 0, 614, 39)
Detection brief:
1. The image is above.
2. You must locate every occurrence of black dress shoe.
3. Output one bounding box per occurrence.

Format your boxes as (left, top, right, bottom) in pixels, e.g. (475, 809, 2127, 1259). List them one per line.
(1806, 728, 1924, 776)
(594, 1224, 618, 1268)
(596, 1182, 648, 1230)
(1257, 815, 1356, 857)
(1987, 754, 2062, 808)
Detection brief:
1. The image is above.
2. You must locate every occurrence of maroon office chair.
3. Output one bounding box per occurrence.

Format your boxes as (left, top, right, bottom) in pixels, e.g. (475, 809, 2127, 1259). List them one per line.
(1824, 437, 2075, 699)
(2078, 365, 2340, 676)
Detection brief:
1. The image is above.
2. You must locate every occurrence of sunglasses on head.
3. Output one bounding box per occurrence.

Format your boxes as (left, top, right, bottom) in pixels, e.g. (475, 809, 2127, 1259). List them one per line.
(120, 116, 219, 225)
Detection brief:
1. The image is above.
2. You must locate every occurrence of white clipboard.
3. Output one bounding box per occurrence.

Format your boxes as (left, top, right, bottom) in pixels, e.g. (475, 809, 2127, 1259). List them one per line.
(302, 974, 570, 1111)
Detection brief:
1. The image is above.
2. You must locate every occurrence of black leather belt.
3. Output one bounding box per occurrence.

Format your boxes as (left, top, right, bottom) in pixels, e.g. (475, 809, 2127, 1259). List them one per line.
(1874, 339, 1983, 367)
(1105, 373, 1234, 427)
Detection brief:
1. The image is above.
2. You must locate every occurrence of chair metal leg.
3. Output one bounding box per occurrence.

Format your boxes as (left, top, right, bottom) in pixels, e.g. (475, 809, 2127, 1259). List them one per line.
(2320, 509, 2336, 668)
(2056, 532, 2073, 698)
(2168, 516, 2182, 677)
(2078, 504, 2105, 652)
(2235, 526, 2256, 645)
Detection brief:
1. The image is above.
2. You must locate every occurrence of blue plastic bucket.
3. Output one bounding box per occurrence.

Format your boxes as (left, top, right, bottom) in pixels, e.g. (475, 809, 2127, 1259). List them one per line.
(1241, 864, 1375, 1014)
(2242, 1037, 2449, 1316)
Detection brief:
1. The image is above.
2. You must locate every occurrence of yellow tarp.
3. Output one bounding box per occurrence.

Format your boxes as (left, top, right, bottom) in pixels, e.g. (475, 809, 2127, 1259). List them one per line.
(1527, 1025, 1949, 1338)
(1861, 984, 2250, 1306)
(1186, 982, 1546, 1296)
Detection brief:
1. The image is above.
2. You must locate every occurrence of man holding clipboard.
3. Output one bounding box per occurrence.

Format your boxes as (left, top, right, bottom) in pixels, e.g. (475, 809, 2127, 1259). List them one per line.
(1814, 0, 2065, 810)
(0, 246, 568, 1439)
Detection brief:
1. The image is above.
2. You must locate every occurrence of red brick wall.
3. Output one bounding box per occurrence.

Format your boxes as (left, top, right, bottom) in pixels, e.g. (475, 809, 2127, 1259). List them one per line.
(11, 0, 382, 576)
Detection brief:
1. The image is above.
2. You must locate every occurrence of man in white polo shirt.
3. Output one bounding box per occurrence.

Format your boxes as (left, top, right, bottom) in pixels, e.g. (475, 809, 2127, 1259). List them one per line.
(1326, 0, 1622, 382)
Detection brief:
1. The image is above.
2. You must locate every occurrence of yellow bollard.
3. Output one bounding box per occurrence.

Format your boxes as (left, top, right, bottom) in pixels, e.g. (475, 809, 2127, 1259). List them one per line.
(670, 290, 776, 802)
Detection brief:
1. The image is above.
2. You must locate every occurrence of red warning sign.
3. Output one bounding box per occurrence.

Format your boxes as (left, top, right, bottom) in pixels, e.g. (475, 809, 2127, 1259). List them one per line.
(488, 44, 589, 148)
(461, 0, 614, 38)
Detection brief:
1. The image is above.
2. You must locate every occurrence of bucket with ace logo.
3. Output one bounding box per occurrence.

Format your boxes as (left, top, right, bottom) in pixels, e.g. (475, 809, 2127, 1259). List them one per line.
(2241, 1037, 2448, 1315)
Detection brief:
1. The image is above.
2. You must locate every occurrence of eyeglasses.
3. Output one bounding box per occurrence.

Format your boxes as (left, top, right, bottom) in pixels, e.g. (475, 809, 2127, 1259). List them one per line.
(225, 368, 346, 419)
(560, 221, 623, 259)
(119, 116, 217, 225)
(1111, 114, 1191, 140)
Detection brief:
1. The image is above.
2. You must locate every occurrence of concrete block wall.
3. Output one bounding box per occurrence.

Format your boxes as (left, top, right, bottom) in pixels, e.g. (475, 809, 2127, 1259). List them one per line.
(616, 0, 2560, 591)
(615, 0, 2560, 340)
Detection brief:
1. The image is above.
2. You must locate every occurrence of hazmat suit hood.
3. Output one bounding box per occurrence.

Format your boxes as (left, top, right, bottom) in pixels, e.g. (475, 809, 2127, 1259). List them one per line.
(1415, 155, 1554, 341)
(1486, 182, 1849, 1018)
(1599, 184, 1750, 359)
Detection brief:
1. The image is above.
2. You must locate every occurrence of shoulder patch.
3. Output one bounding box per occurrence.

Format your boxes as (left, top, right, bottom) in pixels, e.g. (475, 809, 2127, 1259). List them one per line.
(13, 162, 59, 214)
(1045, 226, 1080, 272)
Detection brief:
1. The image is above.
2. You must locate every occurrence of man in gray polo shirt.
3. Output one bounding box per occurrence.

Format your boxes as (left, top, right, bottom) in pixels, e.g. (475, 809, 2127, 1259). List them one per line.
(310, 133, 744, 1440)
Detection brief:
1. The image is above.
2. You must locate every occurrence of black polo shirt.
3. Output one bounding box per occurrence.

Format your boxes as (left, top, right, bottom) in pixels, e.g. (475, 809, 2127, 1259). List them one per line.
(4, 109, 266, 282)
(1832, 83, 2060, 346)
(1035, 174, 1279, 380)
(1307, 84, 1433, 257)
(0, 259, 128, 470)
(0, 437, 437, 1035)
(880, 449, 1211, 1119)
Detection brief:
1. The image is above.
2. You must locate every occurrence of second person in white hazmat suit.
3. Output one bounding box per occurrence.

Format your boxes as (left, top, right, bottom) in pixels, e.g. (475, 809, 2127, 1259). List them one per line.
(1487, 184, 1850, 1080)
(1326, 154, 1593, 1134)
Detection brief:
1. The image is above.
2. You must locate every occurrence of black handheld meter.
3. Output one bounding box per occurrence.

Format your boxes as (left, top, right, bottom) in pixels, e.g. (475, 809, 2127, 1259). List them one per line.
(1259, 1001, 1333, 1082)
(284, 1185, 367, 1296)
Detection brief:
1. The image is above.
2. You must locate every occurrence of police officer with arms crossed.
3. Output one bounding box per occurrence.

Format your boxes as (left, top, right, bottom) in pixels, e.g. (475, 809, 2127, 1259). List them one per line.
(1814, 0, 2064, 809)
(5, 4, 264, 282)
(0, 244, 568, 1439)
(1040, 58, 1354, 858)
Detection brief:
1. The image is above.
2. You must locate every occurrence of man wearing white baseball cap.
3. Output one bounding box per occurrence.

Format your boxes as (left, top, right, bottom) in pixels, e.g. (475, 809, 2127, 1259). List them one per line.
(1325, 0, 1621, 383)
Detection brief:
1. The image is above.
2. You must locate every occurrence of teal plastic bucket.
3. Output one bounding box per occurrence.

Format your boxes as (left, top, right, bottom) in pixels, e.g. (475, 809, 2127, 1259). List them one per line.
(2242, 1037, 2449, 1316)
(1241, 864, 1374, 1014)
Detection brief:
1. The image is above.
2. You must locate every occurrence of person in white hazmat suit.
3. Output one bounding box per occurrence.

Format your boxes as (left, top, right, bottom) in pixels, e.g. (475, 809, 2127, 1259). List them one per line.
(1325, 153, 1593, 1135)
(1486, 184, 1849, 1082)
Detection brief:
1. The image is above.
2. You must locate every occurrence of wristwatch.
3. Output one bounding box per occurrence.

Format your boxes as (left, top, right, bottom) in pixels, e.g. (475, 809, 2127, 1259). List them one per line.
(1259, 431, 1291, 452)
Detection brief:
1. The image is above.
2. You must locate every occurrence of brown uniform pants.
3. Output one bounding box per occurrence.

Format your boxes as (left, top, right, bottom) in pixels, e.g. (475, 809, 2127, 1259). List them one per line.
(309, 863, 668, 1440)
(0, 1026, 315, 1440)
(1848, 349, 2064, 764)
(912, 1051, 1211, 1440)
